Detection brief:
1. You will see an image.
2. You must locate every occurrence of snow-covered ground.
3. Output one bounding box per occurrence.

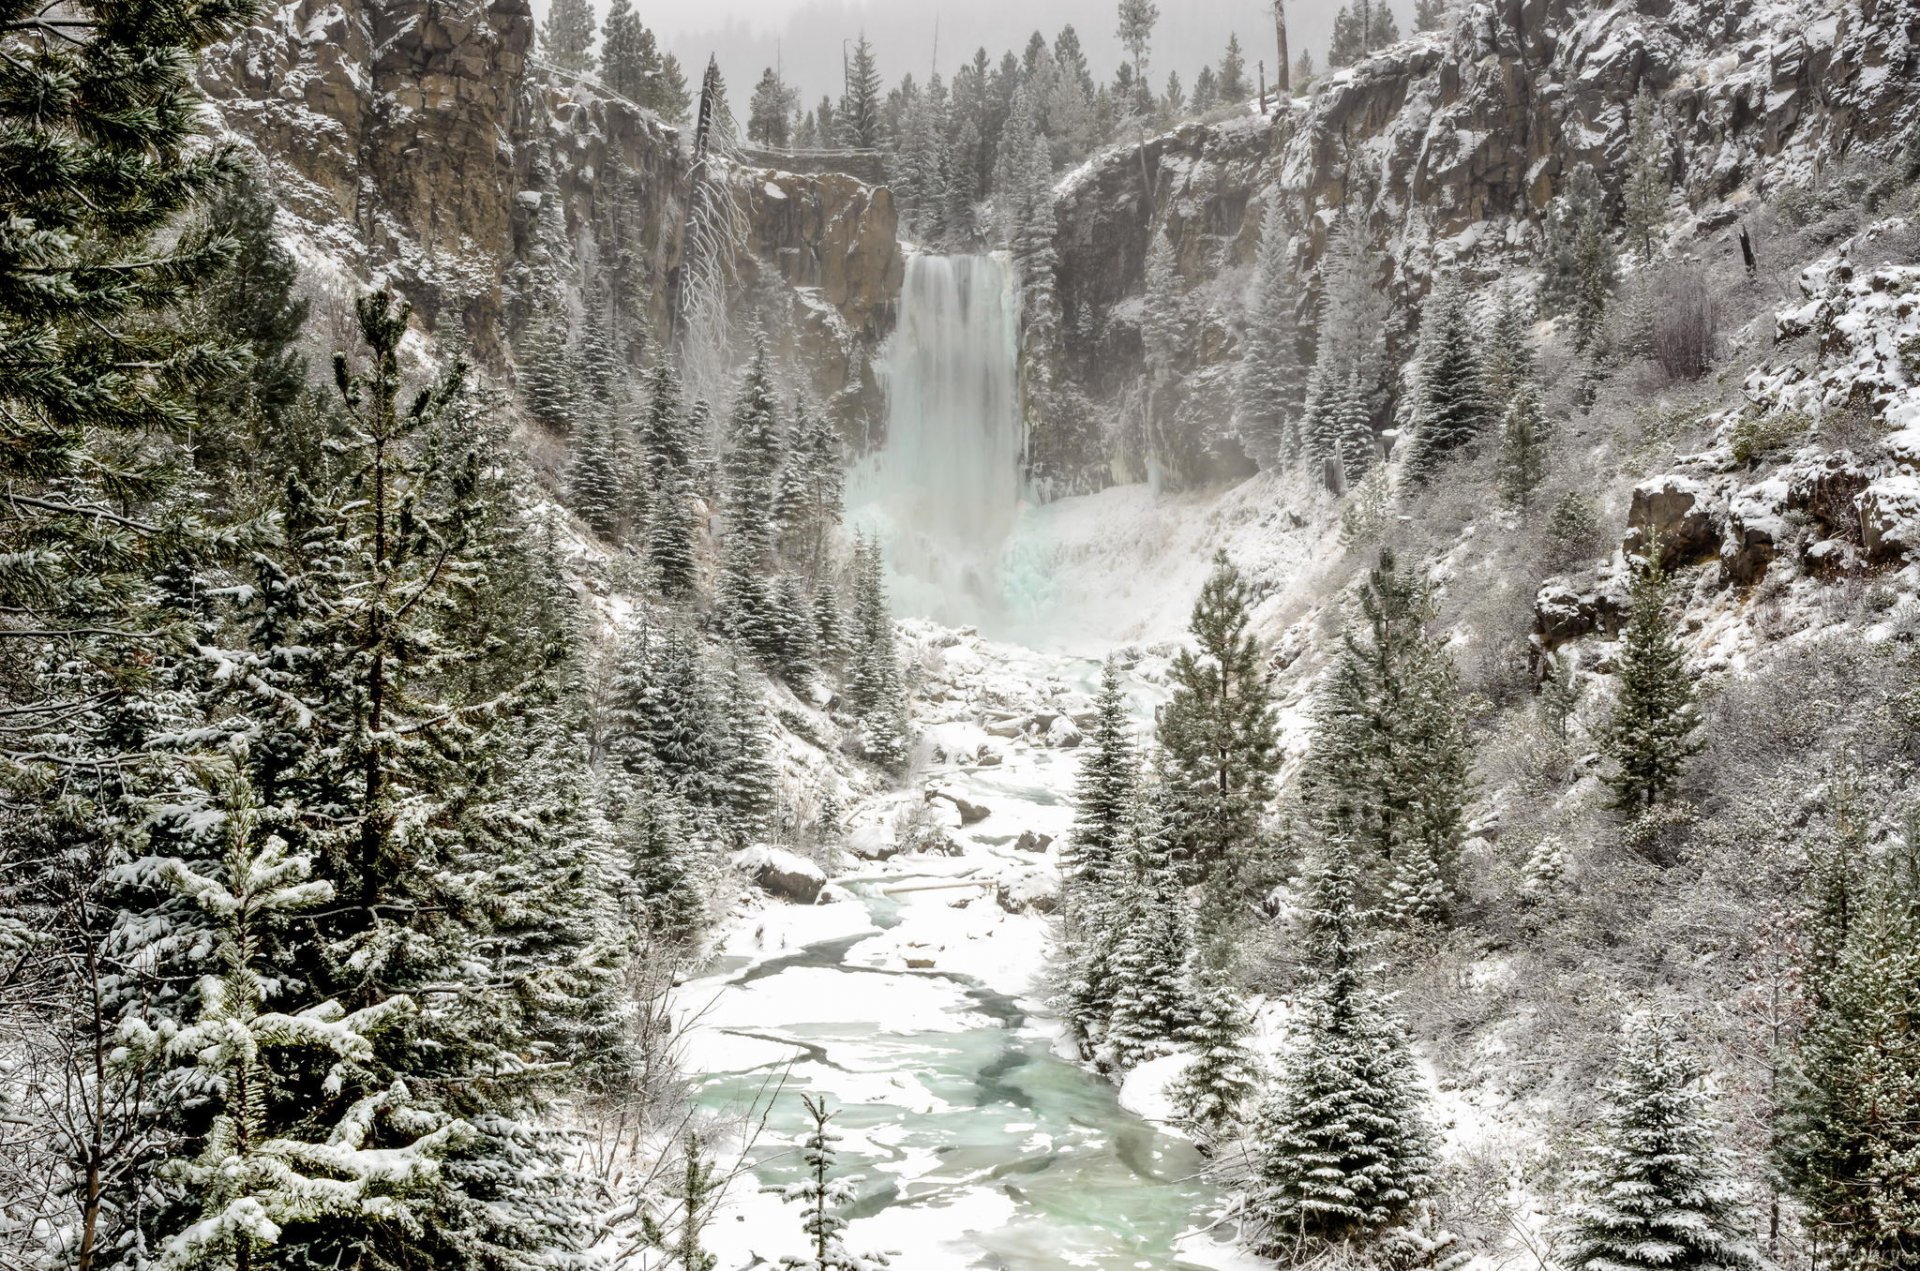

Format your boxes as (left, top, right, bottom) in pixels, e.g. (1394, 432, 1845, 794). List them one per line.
(679, 625, 1265, 1271)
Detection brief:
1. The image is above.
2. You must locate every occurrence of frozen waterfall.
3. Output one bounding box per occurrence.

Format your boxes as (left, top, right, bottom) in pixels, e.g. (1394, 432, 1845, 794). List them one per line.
(852, 253, 1026, 624)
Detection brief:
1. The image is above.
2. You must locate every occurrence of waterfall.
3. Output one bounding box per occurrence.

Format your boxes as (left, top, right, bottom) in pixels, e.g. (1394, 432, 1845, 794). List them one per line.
(852, 253, 1026, 625)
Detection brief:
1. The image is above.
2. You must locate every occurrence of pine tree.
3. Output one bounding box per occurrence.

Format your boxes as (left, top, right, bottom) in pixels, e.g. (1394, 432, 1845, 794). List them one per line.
(1539, 650, 1585, 741)
(539, 0, 596, 73)
(1781, 840, 1920, 1267)
(1622, 88, 1670, 264)
(716, 656, 777, 846)
(1496, 381, 1553, 510)
(652, 54, 693, 125)
(1480, 284, 1537, 412)
(1601, 554, 1702, 815)
(1328, 4, 1365, 66)
(765, 1096, 892, 1271)
(1104, 792, 1196, 1069)
(1367, 2, 1401, 49)
(1157, 553, 1281, 883)
(1218, 33, 1250, 101)
(619, 786, 708, 950)
(838, 34, 884, 150)
(1069, 657, 1140, 884)
(1562, 1012, 1760, 1271)
(599, 0, 661, 104)
(715, 526, 779, 658)
(813, 582, 850, 673)
(1306, 214, 1388, 482)
(1249, 836, 1435, 1253)
(749, 68, 797, 147)
(1171, 974, 1261, 1144)
(724, 339, 784, 552)
(1237, 197, 1305, 469)
(637, 361, 700, 597)
(1141, 227, 1185, 380)
(1190, 65, 1220, 114)
(1414, 0, 1448, 32)
(568, 404, 625, 539)
(641, 1131, 725, 1271)
(154, 765, 451, 1271)
(519, 293, 580, 433)
(1403, 276, 1490, 485)
(776, 401, 846, 578)
(1301, 549, 1472, 920)
(846, 536, 911, 772)
(768, 574, 819, 686)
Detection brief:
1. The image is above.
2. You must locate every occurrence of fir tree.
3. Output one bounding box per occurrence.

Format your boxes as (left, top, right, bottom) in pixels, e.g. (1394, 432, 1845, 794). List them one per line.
(1328, 4, 1365, 66)
(619, 786, 708, 951)
(539, 0, 596, 73)
(1157, 552, 1281, 883)
(1622, 88, 1671, 264)
(838, 34, 884, 150)
(1249, 836, 1434, 1253)
(1069, 657, 1140, 884)
(599, 0, 661, 104)
(652, 54, 693, 125)
(1495, 381, 1552, 510)
(641, 1131, 725, 1271)
(1104, 792, 1196, 1069)
(749, 68, 797, 148)
(1781, 840, 1920, 1267)
(1539, 649, 1585, 741)
(519, 294, 580, 433)
(1191, 65, 1220, 114)
(1141, 227, 1186, 381)
(1171, 974, 1262, 1144)
(1237, 196, 1305, 469)
(776, 400, 846, 578)
(813, 582, 850, 673)
(568, 405, 626, 539)
(1301, 549, 1472, 921)
(1480, 284, 1537, 412)
(1601, 554, 1702, 815)
(765, 1096, 891, 1271)
(639, 361, 700, 597)
(715, 527, 779, 659)
(1414, 0, 1449, 32)
(716, 656, 777, 846)
(1562, 1013, 1760, 1271)
(1403, 276, 1490, 485)
(1218, 33, 1250, 101)
(769, 573, 819, 686)
(724, 339, 785, 554)
(846, 536, 911, 772)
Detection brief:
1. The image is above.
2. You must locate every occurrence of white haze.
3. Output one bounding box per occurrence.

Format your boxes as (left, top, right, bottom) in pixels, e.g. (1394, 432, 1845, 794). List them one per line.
(539, 0, 1393, 114)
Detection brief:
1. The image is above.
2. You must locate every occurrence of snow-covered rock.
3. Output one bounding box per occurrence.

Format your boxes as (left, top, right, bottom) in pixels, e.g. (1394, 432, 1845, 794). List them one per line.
(735, 845, 826, 905)
(1859, 474, 1920, 562)
(1625, 475, 1723, 566)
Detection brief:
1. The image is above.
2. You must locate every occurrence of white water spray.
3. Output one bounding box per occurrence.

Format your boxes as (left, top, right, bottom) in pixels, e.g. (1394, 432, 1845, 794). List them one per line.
(852, 254, 1026, 625)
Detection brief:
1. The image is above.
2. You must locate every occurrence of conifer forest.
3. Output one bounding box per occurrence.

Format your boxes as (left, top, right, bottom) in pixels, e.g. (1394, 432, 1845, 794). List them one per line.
(8, 0, 1920, 1267)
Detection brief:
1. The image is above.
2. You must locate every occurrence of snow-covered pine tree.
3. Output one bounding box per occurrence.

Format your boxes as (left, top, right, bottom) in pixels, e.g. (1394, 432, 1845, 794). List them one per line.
(765, 1096, 892, 1271)
(519, 295, 581, 433)
(652, 53, 694, 125)
(567, 403, 626, 539)
(837, 35, 885, 150)
(768, 573, 820, 687)
(1191, 65, 1220, 113)
(1248, 835, 1435, 1253)
(1300, 549, 1472, 920)
(846, 536, 911, 772)
(1141, 227, 1185, 383)
(154, 765, 452, 1271)
(1170, 973, 1261, 1145)
(641, 1130, 725, 1271)
(1539, 649, 1585, 740)
(1414, 0, 1448, 32)
(539, 0, 595, 72)
(1403, 275, 1490, 485)
(776, 400, 846, 579)
(1782, 838, 1920, 1266)
(576, 279, 625, 410)
(619, 785, 709, 950)
(716, 655, 778, 847)
(1068, 656, 1140, 885)
(1219, 32, 1250, 101)
(1495, 381, 1553, 510)
(813, 581, 850, 673)
(1561, 1012, 1760, 1271)
(749, 68, 797, 147)
(1304, 213, 1388, 481)
(1156, 552, 1281, 884)
(1103, 791, 1197, 1069)
(1622, 88, 1671, 263)
(1601, 552, 1702, 815)
(723, 339, 785, 554)
(599, 0, 662, 104)
(638, 361, 700, 597)
(715, 527, 780, 659)
(1480, 283, 1537, 411)
(1328, 3, 1364, 66)
(1237, 196, 1305, 470)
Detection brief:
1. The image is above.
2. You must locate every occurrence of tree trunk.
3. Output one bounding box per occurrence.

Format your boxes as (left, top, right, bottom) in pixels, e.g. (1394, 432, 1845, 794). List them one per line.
(1274, 0, 1291, 97)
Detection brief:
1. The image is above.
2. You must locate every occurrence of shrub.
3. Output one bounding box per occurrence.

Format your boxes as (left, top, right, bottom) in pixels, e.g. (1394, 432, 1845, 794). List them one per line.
(1729, 410, 1810, 465)
(1651, 270, 1717, 380)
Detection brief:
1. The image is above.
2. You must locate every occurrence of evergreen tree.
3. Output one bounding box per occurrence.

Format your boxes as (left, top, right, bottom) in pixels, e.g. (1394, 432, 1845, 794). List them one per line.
(716, 656, 777, 846)
(1305, 213, 1388, 481)
(1104, 791, 1196, 1069)
(813, 582, 850, 673)
(539, 0, 596, 73)
(776, 401, 846, 578)
(1328, 4, 1365, 66)
(519, 294, 580, 433)
(1219, 33, 1250, 101)
(639, 361, 700, 598)
(641, 1131, 725, 1271)
(1249, 836, 1434, 1252)
(1495, 381, 1552, 510)
(1367, 2, 1401, 49)
(1601, 554, 1702, 815)
(1545, 167, 1617, 355)
(1190, 65, 1220, 114)
(1403, 276, 1490, 485)
(765, 1096, 891, 1271)
(600, 0, 661, 104)
(1300, 549, 1472, 921)
(619, 785, 708, 951)
(1157, 554, 1281, 882)
(1171, 974, 1262, 1145)
(723, 339, 784, 552)
(715, 526, 779, 658)
(1141, 226, 1185, 381)
(568, 405, 625, 539)
(1782, 840, 1920, 1267)
(749, 68, 797, 148)
(838, 34, 884, 150)
(768, 573, 819, 686)
(1622, 88, 1670, 264)
(1539, 649, 1585, 741)
(1414, 0, 1449, 32)
(1161, 71, 1185, 122)
(1069, 657, 1140, 884)
(1237, 196, 1305, 469)
(1480, 284, 1537, 411)
(846, 536, 911, 772)
(652, 54, 693, 125)
(1562, 1013, 1760, 1271)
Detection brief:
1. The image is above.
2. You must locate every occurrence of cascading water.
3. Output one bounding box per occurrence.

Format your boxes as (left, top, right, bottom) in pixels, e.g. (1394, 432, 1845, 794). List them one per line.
(851, 253, 1026, 624)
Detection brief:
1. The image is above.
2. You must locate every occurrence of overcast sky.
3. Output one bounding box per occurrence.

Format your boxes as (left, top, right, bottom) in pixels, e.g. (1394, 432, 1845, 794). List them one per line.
(537, 1, 1387, 115)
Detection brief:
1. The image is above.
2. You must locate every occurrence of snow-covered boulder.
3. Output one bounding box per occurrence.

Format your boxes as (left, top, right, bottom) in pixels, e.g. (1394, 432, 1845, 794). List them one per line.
(736, 845, 826, 905)
(994, 869, 1059, 915)
(928, 788, 990, 825)
(846, 820, 902, 861)
(1533, 579, 1627, 651)
(1722, 479, 1790, 585)
(1625, 476, 1722, 567)
(1044, 714, 1083, 748)
(1013, 830, 1054, 854)
(1858, 474, 1920, 563)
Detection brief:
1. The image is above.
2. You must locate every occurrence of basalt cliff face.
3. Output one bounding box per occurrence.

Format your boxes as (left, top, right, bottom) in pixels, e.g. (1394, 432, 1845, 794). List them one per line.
(1039, 0, 1920, 490)
(198, 0, 901, 418)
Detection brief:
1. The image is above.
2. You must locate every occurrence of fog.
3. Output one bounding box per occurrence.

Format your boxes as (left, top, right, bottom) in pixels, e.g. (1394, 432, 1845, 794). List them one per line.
(540, 0, 1385, 114)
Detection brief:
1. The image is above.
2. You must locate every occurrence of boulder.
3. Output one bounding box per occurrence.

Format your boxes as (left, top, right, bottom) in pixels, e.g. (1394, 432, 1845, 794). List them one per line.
(1045, 715, 1084, 748)
(995, 870, 1060, 915)
(928, 789, 991, 825)
(1858, 474, 1920, 562)
(846, 820, 902, 861)
(983, 715, 1028, 739)
(1533, 580, 1628, 651)
(1722, 480, 1790, 585)
(1624, 476, 1723, 567)
(1787, 451, 1873, 535)
(736, 845, 826, 905)
(1014, 830, 1055, 854)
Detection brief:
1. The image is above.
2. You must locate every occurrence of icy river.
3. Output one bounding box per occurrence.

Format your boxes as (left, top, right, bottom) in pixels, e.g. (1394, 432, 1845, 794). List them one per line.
(679, 642, 1255, 1269)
